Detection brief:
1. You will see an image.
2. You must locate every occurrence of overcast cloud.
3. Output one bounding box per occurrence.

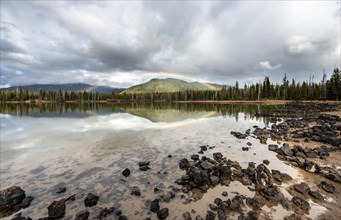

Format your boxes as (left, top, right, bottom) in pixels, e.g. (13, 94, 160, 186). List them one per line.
(0, 1, 340, 88)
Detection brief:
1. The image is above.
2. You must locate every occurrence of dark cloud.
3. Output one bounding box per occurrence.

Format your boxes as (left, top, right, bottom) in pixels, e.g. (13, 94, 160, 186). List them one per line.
(0, 1, 340, 87)
(1, 39, 24, 53)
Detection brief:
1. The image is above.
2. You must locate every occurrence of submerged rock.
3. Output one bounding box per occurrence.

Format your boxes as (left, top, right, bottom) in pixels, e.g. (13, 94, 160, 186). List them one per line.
(20, 196, 34, 208)
(139, 161, 150, 167)
(157, 208, 169, 220)
(84, 193, 99, 207)
(292, 196, 310, 211)
(47, 199, 66, 218)
(205, 210, 216, 220)
(56, 187, 66, 194)
(131, 186, 141, 196)
(150, 199, 160, 212)
(75, 210, 90, 220)
(122, 168, 130, 177)
(183, 212, 192, 220)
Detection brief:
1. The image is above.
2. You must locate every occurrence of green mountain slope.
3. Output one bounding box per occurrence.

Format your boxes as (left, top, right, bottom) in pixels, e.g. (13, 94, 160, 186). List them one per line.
(123, 78, 210, 94)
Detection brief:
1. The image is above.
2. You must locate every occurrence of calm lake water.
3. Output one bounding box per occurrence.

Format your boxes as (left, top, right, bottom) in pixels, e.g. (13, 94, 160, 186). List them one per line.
(0, 103, 326, 219)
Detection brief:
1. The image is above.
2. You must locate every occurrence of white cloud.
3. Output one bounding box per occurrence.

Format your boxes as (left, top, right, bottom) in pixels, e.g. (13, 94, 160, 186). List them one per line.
(257, 61, 282, 70)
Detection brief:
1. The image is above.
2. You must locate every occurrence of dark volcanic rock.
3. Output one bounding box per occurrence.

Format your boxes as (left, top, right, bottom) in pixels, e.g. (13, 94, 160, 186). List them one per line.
(242, 147, 249, 151)
(187, 166, 211, 187)
(210, 176, 220, 185)
(20, 196, 34, 208)
(150, 199, 160, 212)
(213, 152, 223, 161)
(122, 168, 130, 177)
(84, 193, 99, 207)
(230, 195, 244, 211)
(268, 144, 279, 151)
(0, 186, 26, 217)
(75, 210, 90, 220)
(183, 212, 192, 220)
(56, 187, 66, 194)
(201, 161, 215, 170)
(179, 158, 190, 169)
(118, 215, 127, 220)
(191, 154, 200, 161)
(293, 182, 311, 194)
(139, 161, 150, 167)
(205, 210, 216, 220)
(263, 160, 270, 165)
(157, 208, 169, 220)
(309, 191, 323, 200)
(131, 186, 141, 196)
(47, 199, 66, 218)
(140, 165, 150, 171)
(217, 209, 226, 220)
(318, 181, 335, 193)
(292, 196, 310, 211)
(231, 131, 247, 139)
(279, 144, 293, 156)
(200, 146, 208, 151)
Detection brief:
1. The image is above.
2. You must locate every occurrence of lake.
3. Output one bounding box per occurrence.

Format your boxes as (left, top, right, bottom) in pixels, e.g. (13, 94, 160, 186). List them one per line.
(0, 103, 327, 219)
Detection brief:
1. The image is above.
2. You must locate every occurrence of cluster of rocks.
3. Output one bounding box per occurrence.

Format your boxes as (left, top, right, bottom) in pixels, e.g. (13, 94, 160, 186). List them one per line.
(257, 102, 339, 118)
(290, 182, 324, 201)
(174, 152, 318, 219)
(233, 103, 341, 149)
(268, 143, 341, 183)
(0, 186, 34, 218)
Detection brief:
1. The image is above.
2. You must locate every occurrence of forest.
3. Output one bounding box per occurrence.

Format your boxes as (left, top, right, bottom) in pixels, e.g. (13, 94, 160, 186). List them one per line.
(1, 68, 340, 102)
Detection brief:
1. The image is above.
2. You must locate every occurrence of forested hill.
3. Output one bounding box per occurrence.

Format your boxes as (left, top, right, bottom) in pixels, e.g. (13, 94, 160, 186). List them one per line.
(0, 83, 125, 94)
(123, 78, 217, 94)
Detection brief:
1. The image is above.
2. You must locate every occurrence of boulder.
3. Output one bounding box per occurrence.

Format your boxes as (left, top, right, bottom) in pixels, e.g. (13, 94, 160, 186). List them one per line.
(0, 186, 26, 212)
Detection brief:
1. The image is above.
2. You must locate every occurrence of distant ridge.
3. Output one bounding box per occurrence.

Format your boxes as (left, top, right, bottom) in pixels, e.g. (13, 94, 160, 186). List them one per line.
(0, 83, 125, 94)
(123, 78, 220, 94)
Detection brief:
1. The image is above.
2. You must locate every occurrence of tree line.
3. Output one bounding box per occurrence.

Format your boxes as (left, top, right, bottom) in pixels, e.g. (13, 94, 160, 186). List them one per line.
(1, 68, 340, 102)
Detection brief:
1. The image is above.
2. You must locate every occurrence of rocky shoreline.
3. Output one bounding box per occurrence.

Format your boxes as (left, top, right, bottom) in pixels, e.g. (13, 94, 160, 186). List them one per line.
(1, 102, 340, 219)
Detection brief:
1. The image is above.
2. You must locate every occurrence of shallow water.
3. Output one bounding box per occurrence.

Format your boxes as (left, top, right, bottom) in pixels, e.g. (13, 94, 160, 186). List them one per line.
(0, 103, 328, 219)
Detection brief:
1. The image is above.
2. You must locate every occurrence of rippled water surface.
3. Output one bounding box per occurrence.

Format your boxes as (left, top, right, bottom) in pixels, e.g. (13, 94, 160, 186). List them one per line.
(0, 103, 327, 219)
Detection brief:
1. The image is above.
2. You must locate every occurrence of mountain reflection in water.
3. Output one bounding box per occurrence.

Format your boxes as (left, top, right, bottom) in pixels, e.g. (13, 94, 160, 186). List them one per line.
(0, 102, 276, 125)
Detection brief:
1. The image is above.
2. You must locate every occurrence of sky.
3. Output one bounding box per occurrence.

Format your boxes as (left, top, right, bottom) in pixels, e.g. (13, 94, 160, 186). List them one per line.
(0, 1, 340, 88)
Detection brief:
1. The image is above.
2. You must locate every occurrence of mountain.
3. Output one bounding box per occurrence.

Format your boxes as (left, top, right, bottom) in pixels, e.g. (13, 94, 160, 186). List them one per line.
(123, 78, 218, 94)
(0, 83, 125, 94)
